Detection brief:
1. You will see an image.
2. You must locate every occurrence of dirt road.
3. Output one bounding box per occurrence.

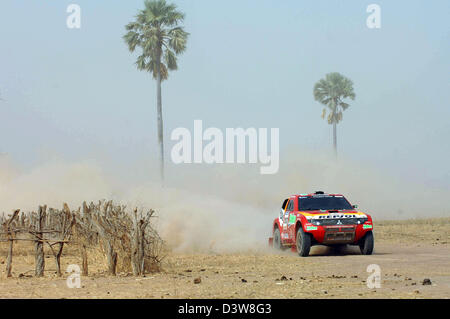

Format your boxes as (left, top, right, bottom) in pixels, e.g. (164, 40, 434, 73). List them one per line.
(0, 243, 449, 299)
(0, 218, 449, 298)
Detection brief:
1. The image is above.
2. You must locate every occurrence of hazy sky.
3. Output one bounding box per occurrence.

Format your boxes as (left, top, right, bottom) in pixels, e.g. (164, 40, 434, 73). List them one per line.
(0, 0, 449, 188)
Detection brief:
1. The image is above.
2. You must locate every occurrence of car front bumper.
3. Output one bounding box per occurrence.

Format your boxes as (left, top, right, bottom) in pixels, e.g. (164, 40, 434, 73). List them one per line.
(304, 223, 373, 244)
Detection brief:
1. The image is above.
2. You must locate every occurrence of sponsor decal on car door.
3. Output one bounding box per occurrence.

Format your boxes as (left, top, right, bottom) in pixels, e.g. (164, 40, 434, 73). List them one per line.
(288, 212, 297, 239)
(281, 201, 290, 239)
(283, 200, 295, 240)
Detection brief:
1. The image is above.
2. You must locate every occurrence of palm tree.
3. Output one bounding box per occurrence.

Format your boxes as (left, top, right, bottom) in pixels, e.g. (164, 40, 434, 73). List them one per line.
(313, 72, 355, 157)
(124, 0, 188, 183)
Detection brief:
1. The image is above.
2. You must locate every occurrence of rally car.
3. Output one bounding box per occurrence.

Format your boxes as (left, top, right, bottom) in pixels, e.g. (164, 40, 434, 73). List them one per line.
(268, 191, 374, 257)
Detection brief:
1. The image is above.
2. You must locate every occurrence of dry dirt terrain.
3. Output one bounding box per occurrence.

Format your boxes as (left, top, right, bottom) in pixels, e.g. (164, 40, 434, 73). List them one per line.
(0, 218, 449, 299)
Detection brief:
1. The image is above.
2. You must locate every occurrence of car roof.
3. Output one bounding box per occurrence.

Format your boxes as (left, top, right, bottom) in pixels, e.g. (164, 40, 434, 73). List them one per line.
(292, 193, 344, 198)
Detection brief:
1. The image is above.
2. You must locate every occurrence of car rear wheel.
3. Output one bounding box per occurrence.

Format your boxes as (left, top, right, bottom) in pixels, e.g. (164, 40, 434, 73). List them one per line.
(273, 228, 283, 250)
(359, 231, 374, 255)
(296, 227, 311, 257)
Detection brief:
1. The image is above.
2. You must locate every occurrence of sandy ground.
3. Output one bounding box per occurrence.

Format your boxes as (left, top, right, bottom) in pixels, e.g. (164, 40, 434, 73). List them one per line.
(0, 218, 449, 299)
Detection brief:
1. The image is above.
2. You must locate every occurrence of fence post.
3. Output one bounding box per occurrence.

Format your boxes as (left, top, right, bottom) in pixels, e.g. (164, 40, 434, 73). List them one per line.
(34, 205, 46, 277)
(80, 243, 88, 276)
(106, 241, 117, 276)
(131, 209, 140, 276)
(5, 210, 20, 278)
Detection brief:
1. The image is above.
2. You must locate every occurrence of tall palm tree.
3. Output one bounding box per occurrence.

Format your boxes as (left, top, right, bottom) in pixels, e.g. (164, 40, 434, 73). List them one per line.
(313, 72, 355, 157)
(124, 0, 188, 183)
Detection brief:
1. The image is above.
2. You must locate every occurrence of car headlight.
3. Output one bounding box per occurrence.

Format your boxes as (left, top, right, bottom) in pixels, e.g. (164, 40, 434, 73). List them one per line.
(312, 220, 321, 226)
(357, 218, 368, 224)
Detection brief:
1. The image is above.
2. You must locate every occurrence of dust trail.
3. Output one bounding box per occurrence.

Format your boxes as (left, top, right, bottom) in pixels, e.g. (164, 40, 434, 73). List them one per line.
(0, 156, 113, 213)
(0, 150, 448, 253)
(124, 184, 268, 253)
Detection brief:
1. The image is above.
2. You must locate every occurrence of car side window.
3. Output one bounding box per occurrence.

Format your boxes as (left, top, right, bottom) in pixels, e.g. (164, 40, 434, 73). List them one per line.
(280, 199, 289, 219)
(281, 199, 288, 210)
(287, 200, 293, 211)
(283, 200, 293, 224)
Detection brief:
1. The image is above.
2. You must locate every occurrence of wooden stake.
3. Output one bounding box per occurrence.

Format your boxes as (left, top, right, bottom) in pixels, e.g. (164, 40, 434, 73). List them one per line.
(4, 210, 19, 278)
(34, 206, 46, 277)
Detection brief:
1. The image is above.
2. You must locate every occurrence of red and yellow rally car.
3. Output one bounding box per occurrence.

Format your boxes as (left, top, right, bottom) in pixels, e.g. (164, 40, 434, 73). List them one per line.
(269, 192, 374, 257)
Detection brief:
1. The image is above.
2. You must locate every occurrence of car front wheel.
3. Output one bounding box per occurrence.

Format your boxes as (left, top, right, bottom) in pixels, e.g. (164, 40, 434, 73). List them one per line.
(296, 227, 311, 257)
(359, 231, 374, 255)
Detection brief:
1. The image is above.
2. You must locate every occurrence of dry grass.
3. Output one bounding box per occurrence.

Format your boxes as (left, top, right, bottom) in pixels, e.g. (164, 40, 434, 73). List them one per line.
(0, 241, 111, 278)
(374, 217, 450, 245)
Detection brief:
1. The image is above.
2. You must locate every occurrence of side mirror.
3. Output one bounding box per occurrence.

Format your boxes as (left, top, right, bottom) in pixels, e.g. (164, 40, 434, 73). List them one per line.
(352, 205, 358, 209)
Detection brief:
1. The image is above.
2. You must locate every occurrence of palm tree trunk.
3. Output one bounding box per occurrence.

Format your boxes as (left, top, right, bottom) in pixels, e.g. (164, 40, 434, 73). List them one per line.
(331, 98, 338, 158)
(156, 62, 164, 184)
(333, 122, 337, 158)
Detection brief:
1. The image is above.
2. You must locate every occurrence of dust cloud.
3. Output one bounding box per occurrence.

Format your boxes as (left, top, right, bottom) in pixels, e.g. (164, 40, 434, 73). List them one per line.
(0, 150, 448, 253)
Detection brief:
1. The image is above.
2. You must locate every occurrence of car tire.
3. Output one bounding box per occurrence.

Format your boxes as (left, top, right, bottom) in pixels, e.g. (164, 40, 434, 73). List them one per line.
(296, 227, 311, 257)
(359, 231, 374, 255)
(273, 228, 283, 250)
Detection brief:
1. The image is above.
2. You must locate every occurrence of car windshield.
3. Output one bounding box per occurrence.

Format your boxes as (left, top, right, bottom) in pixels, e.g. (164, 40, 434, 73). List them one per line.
(298, 196, 353, 211)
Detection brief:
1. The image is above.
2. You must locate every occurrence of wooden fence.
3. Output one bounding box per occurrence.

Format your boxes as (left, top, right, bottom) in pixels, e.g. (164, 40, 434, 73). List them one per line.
(0, 200, 164, 278)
